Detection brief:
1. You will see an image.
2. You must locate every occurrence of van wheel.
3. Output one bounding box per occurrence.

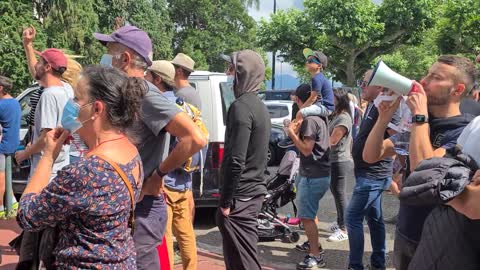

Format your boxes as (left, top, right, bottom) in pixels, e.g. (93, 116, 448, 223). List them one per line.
(267, 144, 276, 166)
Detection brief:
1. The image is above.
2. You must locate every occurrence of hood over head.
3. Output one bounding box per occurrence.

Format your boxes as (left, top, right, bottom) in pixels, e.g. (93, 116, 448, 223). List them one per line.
(232, 50, 265, 98)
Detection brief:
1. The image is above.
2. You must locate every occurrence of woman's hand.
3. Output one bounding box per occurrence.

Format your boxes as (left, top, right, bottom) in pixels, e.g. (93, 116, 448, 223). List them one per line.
(43, 128, 71, 161)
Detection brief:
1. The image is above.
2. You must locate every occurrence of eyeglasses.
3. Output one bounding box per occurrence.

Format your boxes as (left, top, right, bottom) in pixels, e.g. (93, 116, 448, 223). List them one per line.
(357, 80, 369, 88)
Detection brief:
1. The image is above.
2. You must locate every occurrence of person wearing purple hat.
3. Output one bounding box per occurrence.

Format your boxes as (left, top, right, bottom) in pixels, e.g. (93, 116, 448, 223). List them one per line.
(94, 25, 207, 270)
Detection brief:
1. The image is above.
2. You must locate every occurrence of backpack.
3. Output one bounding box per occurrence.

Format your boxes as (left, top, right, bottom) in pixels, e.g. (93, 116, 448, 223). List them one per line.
(175, 97, 209, 173)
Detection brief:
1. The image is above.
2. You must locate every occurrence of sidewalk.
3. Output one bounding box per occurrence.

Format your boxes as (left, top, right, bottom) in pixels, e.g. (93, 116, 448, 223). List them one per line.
(0, 218, 20, 270)
(0, 219, 276, 270)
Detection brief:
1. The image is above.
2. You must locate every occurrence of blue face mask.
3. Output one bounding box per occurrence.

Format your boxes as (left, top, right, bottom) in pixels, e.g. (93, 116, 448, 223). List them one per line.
(61, 99, 91, 133)
(100, 54, 113, 67)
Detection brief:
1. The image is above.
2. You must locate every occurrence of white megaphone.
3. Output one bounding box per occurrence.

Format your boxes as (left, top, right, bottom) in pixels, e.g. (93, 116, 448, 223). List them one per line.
(368, 60, 414, 95)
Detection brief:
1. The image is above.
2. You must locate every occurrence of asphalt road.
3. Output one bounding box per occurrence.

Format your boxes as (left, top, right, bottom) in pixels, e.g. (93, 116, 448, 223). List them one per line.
(192, 167, 399, 270)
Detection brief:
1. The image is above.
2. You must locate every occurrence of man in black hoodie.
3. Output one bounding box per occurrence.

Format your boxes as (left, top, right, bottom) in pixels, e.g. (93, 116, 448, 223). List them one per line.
(361, 55, 476, 270)
(216, 50, 270, 270)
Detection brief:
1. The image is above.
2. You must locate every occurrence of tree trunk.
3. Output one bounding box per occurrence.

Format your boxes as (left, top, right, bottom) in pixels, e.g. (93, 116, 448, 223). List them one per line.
(345, 53, 356, 87)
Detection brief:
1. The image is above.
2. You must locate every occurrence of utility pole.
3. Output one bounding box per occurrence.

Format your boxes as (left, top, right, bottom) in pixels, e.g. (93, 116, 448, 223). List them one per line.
(271, 0, 277, 90)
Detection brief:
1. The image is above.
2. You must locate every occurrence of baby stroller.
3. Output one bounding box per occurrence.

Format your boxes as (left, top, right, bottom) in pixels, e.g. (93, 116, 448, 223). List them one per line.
(258, 150, 301, 243)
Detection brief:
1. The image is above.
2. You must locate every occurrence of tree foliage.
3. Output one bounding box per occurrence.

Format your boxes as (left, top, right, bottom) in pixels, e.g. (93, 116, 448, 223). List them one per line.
(435, 0, 480, 56)
(168, 0, 258, 72)
(0, 0, 46, 94)
(258, 0, 436, 86)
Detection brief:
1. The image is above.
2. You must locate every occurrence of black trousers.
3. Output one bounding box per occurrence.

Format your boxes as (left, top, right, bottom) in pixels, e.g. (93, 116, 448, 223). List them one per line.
(330, 160, 354, 229)
(216, 196, 264, 270)
(393, 230, 417, 270)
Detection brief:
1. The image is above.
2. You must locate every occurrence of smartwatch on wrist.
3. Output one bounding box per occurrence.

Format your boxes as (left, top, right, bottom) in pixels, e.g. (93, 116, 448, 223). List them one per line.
(412, 114, 428, 124)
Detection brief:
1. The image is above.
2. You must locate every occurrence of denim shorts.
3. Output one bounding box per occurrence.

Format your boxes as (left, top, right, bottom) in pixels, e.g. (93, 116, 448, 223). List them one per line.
(297, 175, 331, 219)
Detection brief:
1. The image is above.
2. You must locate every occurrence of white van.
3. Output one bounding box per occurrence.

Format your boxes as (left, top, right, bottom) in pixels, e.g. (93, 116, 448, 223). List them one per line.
(13, 72, 234, 208)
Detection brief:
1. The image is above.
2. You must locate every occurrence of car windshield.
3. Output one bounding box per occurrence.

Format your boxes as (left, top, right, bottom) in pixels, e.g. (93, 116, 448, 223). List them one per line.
(266, 104, 289, 119)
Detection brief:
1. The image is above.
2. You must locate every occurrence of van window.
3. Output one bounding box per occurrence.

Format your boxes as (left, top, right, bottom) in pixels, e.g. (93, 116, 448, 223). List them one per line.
(219, 82, 235, 125)
(266, 105, 289, 119)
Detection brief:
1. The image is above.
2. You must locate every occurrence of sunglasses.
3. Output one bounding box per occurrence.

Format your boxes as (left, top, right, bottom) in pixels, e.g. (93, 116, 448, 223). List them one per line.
(306, 58, 321, 65)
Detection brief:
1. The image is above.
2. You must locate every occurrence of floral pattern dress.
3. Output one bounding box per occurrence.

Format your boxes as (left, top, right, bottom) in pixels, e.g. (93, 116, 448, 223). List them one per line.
(17, 155, 143, 269)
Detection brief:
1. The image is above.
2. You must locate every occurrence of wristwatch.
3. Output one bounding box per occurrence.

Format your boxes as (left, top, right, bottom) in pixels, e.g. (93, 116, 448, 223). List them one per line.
(411, 114, 428, 124)
(154, 167, 168, 178)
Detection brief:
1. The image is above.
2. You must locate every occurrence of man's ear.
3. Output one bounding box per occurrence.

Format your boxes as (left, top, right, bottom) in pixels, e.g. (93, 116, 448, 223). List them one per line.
(454, 83, 466, 96)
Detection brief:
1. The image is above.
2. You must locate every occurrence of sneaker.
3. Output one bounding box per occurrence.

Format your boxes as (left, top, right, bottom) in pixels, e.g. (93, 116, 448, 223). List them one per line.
(278, 138, 294, 148)
(329, 222, 340, 232)
(0, 210, 5, 219)
(327, 230, 348, 242)
(295, 241, 325, 255)
(296, 254, 326, 269)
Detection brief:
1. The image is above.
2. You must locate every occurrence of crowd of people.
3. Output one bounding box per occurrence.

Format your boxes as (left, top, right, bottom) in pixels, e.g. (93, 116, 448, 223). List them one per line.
(0, 21, 479, 270)
(279, 50, 480, 270)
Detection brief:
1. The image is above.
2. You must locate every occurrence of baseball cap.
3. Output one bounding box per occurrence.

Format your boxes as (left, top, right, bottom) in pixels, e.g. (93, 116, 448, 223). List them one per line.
(93, 26, 153, 66)
(35, 48, 68, 70)
(148, 60, 175, 87)
(171, 53, 195, 72)
(303, 48, 328, 68)
(295, 84, 312, 103)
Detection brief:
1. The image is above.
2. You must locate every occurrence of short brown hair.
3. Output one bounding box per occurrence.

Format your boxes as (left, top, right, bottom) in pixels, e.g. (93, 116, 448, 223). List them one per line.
(437, 55, 477, 94)
(0, 76, 12, 92)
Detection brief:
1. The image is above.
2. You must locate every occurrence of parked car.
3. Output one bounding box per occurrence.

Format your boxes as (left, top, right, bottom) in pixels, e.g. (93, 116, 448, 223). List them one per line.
(12, 72, 234, 209)
(258, 90, 295, 101)
(264, 100, 293, 127)
(268, 124, 287, 166)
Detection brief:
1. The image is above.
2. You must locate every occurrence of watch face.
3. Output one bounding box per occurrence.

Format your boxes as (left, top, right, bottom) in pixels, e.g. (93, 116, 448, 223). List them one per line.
(413, 115, 427, 123)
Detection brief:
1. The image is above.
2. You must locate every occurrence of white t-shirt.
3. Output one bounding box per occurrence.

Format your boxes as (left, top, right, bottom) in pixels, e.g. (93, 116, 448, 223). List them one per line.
(31, 83, 74, 180)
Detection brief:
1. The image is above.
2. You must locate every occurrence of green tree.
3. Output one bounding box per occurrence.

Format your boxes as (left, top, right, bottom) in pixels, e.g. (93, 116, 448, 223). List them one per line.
(93, 0, 174, 61)
(258, 0, 436, 86)
(435, 0, 480, 56)
(0, 0, 46, 94)
(42, 0, 102, 65)
(168, 0, 258, 72)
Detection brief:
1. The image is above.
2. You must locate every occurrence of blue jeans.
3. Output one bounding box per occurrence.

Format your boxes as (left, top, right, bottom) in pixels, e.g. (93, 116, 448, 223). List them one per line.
(346, 176, 392, 270)
(297, 175, 331, 219)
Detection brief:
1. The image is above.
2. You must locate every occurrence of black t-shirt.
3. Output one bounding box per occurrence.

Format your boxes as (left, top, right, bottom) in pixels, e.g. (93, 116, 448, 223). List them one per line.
(298, 116, 330, 178)
(397, 113, 475, 243)
(352, 103, 400, 179)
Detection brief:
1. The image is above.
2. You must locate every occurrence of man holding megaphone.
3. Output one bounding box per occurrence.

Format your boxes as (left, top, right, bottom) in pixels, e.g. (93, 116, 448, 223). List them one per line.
(360, 55, 477, 270)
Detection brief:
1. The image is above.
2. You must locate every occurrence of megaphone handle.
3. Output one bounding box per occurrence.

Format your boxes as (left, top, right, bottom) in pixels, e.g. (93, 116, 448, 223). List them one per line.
(410, 84, 419, 94)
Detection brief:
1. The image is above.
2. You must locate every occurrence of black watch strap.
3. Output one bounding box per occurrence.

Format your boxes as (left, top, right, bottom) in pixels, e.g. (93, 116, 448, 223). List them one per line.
(412, 114, 428, 123)
(154, 168, 168, 178)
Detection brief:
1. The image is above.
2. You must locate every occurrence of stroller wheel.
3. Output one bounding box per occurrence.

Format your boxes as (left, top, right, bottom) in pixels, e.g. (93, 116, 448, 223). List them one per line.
(283, 231, 300, 243)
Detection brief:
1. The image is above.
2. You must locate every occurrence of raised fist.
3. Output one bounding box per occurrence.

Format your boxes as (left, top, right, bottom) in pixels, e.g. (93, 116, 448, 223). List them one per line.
(22, 26, 36, 45)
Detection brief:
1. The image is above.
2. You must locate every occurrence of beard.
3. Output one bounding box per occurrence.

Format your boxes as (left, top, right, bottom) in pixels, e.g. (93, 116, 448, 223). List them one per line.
(427, 87, 451, 106)
(34, 66, 45, 81)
